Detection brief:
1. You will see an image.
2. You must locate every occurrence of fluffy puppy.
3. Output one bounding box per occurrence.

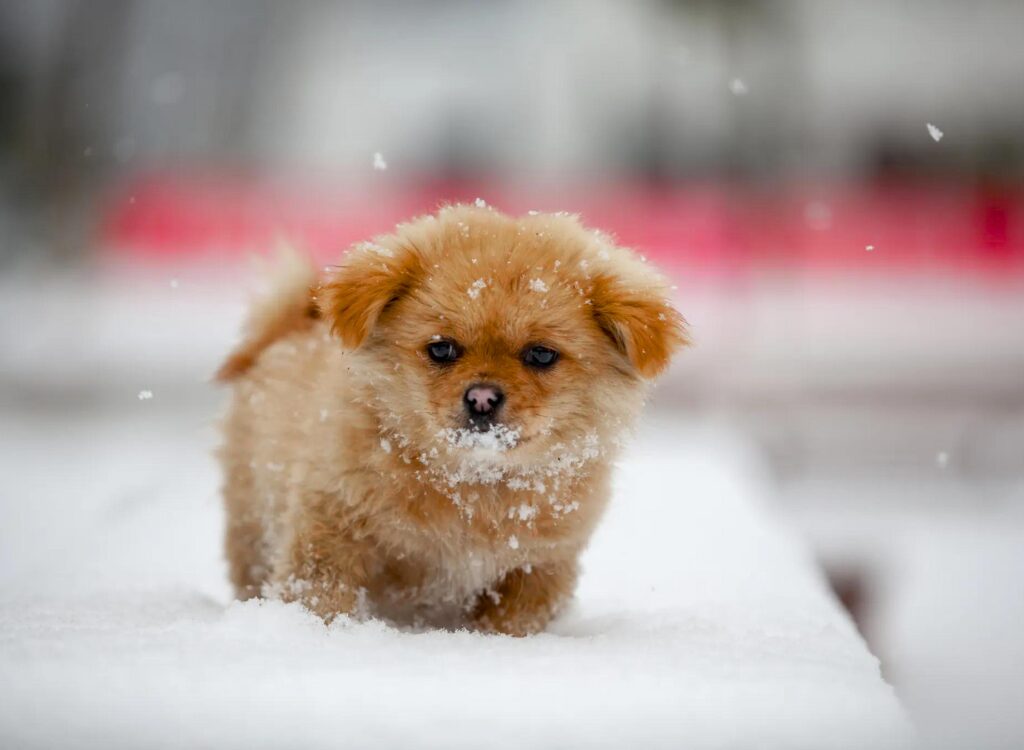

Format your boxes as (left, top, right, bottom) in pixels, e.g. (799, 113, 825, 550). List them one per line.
(217, 205, 687, 635)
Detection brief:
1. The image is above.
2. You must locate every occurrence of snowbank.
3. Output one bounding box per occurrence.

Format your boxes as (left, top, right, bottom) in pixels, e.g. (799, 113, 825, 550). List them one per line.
(0, 409, 911, 749)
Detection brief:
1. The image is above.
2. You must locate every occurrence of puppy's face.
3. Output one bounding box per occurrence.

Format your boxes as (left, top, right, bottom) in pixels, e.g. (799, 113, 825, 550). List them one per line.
(318, 207, 687, 472)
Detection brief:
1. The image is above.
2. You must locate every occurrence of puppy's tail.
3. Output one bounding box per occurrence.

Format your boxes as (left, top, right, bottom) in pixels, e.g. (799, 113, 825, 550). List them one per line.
(215, 246, 321, 382)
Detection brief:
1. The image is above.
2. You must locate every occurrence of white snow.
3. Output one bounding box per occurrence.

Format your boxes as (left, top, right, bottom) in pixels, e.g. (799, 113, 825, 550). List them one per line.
(137, 389, 153, 400)
(507, 535, 519, 550)
(372, 152, 387, 170)
(436, 423, 520, 453)
(356, 241, 394, 258)
(927, 123, 944, 142)
(473, 198, 487, 208)
(528, 278, 548, 293)
(380, 438, 392, 454)
(729, 78, 748, 96)
(466, 278, 487, 299)
(0, 407, 911, 749)
(516, 503, 538, 522)
(866, 245, 875, 252)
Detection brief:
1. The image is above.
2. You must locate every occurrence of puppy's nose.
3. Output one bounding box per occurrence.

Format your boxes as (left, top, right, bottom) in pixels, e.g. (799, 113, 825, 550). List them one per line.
(464, 383, 504, 418)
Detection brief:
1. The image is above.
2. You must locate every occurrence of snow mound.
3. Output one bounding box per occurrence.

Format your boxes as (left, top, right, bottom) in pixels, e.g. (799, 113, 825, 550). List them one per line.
(0, 410, 912, 749)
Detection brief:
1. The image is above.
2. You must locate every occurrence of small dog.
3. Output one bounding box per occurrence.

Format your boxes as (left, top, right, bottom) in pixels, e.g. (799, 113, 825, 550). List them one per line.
(217, 205, 687, 635)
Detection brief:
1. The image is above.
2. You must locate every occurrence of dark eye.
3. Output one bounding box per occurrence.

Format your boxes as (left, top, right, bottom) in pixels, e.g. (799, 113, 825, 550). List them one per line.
(522, 345, 559, 369)
(427, 339, 460, 364)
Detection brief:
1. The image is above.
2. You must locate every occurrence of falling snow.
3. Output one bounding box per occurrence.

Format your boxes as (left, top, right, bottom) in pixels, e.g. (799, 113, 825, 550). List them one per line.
(372, 152, 388, 170)
(927, 123, 944, 142)
(804, 201, 833, 231)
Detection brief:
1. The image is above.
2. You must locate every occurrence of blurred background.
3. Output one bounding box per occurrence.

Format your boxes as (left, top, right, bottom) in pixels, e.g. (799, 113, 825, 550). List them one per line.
(1, 1, 1022, 748)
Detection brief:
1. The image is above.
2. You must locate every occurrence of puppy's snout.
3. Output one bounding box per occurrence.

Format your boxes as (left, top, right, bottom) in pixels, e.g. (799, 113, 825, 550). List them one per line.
(464, 383, 504, 420)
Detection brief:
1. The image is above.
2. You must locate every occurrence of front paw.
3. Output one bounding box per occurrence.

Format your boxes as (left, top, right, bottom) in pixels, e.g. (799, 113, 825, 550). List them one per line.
(472, 602, 550, 637)
(470, 584, 553, 637)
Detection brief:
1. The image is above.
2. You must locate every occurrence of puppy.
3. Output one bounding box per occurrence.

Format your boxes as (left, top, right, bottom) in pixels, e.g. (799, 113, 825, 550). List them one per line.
(216, 205, 687, 635)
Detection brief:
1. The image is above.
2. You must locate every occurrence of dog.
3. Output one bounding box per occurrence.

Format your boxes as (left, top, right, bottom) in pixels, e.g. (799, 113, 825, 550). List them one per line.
(216, 204, 687, 635)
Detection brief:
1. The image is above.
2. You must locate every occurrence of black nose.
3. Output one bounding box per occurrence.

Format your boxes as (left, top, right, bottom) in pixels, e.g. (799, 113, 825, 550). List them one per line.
(464, 383, 504, 421)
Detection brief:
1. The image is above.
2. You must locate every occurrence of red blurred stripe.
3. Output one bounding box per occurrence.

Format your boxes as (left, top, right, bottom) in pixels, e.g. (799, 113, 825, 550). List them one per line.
(100, 174, 1024, 278)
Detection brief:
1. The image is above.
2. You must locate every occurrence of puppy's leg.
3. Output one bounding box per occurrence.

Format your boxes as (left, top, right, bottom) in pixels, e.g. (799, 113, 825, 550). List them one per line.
(272, 499, 374, 624)
(222, 465, 269, 600)
(471, 560, 578, 636)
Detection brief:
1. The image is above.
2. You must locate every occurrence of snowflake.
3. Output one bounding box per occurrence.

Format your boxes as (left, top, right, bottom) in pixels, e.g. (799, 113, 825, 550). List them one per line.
(467, 278, 487, 299)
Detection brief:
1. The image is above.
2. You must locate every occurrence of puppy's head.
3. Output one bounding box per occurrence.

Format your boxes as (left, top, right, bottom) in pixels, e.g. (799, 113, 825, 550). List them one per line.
(318, 206, 687, 474)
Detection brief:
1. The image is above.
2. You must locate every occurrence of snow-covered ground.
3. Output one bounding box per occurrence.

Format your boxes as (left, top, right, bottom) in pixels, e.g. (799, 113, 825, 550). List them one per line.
(786, 482, 1024, 750)
(15, 267, 1024, 748)
(0, 399, 910, 749)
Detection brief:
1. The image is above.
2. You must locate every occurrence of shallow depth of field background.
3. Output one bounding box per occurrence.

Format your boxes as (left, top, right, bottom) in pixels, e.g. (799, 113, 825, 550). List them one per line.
(1, 2, 1022, 748)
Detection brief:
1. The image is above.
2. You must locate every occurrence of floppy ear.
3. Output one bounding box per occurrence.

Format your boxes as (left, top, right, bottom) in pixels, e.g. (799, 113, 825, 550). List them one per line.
(316, 243, 421, 349)
(590, 273, 689, 379)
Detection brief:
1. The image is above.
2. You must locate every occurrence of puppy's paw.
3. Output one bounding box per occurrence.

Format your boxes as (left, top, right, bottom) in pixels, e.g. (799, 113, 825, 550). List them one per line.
(470, 563, 576, 637)
(471, 598, 551, 638)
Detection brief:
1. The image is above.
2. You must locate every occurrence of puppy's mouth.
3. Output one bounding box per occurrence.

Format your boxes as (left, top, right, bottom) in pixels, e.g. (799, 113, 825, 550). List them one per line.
(436, 422, 523, 453)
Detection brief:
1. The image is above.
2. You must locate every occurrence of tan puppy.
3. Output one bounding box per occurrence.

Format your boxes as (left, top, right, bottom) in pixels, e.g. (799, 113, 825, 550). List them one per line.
(217, 205, 687, 635)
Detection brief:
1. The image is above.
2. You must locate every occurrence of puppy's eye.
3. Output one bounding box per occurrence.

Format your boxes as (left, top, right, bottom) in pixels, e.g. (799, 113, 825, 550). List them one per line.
(427, 340, 460, 364)
(522, 345, 559, 369)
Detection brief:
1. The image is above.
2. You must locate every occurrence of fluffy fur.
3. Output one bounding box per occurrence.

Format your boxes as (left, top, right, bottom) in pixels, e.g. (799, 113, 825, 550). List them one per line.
(217, 205, 687, 635)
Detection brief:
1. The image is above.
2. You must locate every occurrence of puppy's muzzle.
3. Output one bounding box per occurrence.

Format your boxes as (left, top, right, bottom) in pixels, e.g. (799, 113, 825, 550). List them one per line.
(463, 383, 504, 428)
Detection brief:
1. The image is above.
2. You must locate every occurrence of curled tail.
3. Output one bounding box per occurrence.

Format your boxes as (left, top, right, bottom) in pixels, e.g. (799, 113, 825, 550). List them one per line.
(215, 249, 321, 382)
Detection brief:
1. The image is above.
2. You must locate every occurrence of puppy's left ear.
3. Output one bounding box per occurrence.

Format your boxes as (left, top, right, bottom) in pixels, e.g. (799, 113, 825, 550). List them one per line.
(590, 273, 689, 379)
(316, 243, 421, 349)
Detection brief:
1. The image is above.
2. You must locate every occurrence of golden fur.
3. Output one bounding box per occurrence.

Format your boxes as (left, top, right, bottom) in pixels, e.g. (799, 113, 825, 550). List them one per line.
(217, 205, 687, 635)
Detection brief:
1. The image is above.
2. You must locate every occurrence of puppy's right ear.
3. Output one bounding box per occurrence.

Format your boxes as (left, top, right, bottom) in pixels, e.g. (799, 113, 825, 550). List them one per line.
(316, 242, 421, 349)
